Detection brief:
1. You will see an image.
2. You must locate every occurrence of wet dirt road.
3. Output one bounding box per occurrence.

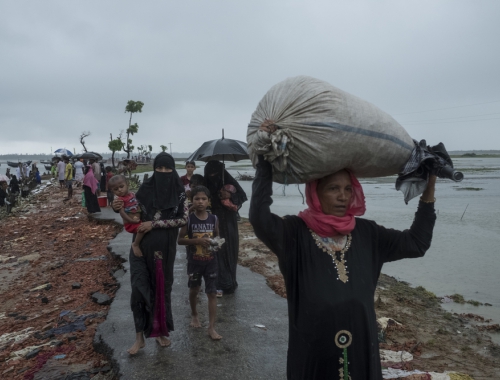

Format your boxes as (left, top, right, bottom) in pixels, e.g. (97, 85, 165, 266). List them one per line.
(93, 209, 289, 380)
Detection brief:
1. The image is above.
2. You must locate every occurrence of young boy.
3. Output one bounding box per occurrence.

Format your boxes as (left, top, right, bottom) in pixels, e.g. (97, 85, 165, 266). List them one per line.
(178, 186, 222, 340)
(180, 161, 196, 190)
(108, 175, 145, 257)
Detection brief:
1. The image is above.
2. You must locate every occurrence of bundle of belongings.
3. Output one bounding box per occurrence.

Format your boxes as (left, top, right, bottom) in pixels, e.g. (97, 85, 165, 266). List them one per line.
(247, 75, 463, 202)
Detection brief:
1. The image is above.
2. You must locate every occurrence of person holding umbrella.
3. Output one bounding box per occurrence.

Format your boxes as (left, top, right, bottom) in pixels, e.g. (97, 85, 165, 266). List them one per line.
(204, 161, 247, 296)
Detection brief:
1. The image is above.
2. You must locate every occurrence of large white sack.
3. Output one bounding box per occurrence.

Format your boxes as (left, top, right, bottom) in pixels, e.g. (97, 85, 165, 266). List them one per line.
(247, 76, 414, 184)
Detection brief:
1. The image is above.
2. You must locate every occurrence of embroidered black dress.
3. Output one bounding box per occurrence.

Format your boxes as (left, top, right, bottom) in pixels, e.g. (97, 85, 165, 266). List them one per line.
(249, 158, 436, 380)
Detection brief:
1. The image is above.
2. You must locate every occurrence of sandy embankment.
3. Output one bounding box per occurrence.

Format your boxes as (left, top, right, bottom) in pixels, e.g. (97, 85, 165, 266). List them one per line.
(237, 220, 500, 378)
(0, 182, 121, 379)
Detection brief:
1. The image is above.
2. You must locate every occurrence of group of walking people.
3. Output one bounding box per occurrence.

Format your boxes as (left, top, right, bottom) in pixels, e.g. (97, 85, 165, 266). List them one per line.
(108, 132, 440, 379)
(54, 156, 113, 214)
(109, 153, 247, 354)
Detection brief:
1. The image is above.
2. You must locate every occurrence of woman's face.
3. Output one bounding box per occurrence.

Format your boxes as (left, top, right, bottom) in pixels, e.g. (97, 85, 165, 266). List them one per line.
(316, 170, 352, 217)
(155, 166, 173, 173)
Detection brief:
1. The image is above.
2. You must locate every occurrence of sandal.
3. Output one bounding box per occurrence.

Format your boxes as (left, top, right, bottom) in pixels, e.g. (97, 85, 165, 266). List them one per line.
(216, 290, 223, 298)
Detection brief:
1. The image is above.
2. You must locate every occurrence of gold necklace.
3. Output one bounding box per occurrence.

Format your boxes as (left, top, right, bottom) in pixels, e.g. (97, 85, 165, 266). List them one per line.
(309, 230, 352, 283)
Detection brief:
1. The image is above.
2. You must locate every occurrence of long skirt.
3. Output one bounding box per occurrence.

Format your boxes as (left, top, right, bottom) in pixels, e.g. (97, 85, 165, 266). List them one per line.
(83, 185, 101, 213)
(129, 227, 177, 336)
(212, 207, 239, 293)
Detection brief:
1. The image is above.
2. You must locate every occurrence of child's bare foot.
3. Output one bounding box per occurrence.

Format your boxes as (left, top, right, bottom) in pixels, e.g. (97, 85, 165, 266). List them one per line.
(208, 327, 222, 340)
(155, 336, 171, 347)
(190, 315, 201, 328)
(132, 244, 143, 257)
(127, 334, 145, 355)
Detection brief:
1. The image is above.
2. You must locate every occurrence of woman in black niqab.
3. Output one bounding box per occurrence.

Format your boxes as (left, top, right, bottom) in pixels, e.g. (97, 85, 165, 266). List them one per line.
(119, 152, 189, 355)
(204, 161, 247, 294)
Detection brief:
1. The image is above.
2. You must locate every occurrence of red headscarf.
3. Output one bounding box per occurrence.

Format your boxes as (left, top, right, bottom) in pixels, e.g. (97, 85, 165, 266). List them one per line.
(298, 171, 366, 238)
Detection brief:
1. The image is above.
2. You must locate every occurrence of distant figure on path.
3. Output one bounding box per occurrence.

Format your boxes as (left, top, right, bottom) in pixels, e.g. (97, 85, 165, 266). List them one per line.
(250, 146, 438, 379)
(180, 161, 196, 190)
(204, 161, 247, 296)
(57, 159, 66, 189)
(74, 158, 85, 186)
(90, 159, 102, 196)
(64, 158, 73, 200)
(82, 165, 101, 214)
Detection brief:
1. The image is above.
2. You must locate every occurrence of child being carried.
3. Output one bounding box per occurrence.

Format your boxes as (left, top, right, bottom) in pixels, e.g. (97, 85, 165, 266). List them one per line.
(108, 174, 145, 257)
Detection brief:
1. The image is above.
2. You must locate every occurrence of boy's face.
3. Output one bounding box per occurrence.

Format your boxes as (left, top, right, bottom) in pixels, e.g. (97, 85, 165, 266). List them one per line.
(192, 192, 209, 211)
(110, 179, 129, 197)
(186, 163, 195, 175)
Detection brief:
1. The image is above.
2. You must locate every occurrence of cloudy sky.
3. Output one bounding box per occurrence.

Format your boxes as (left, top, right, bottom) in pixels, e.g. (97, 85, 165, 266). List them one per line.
(1, 1, 499, 155)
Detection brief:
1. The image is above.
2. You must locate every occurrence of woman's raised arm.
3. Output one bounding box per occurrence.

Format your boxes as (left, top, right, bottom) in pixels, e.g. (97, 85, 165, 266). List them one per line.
(378, 175, 437, 263)
(249, 156, 285, 260)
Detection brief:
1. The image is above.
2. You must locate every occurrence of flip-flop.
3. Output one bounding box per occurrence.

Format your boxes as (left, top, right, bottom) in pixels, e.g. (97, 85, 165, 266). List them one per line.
(216, 290, 223, 298)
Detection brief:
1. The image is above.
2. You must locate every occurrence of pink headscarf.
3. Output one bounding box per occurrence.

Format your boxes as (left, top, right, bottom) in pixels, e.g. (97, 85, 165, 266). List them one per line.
(298, 171, 366, 237)
(83, 165, 98, 194)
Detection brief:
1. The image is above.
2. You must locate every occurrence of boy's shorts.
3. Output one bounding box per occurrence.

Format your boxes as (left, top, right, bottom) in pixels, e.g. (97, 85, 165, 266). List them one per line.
(187, 258, 218, 294)
(124, 222, 140, 234)
(66, 180, 73, 189)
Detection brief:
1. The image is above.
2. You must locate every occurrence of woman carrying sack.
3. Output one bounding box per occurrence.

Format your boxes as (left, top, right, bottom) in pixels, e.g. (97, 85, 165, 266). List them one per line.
(249, 127, 437, 378)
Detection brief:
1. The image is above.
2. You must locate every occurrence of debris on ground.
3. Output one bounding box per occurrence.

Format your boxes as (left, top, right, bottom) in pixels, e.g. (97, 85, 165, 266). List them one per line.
(0, 182, 122, 379)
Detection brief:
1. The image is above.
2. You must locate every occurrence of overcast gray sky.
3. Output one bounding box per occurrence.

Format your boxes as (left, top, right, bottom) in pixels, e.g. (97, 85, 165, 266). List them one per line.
(1, 0, 499, 154)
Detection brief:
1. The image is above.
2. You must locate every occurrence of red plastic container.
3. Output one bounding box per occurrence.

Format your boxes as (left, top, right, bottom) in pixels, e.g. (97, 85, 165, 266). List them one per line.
(98, 196, 108, 207)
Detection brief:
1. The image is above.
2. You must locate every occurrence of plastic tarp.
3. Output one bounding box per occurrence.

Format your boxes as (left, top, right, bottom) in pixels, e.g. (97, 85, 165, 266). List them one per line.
(247, 76, 414, 184)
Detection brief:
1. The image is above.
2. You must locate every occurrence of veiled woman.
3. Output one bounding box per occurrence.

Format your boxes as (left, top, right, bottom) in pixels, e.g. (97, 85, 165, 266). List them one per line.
(113, 153, 188, 354)
(83, 165, 101, 214)
(249, 150, 437, 379)
(204, 161, 247, 295)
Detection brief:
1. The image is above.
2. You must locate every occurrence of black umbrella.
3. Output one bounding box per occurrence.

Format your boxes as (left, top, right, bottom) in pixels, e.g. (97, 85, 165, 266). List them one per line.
(74, 151, 103, 160)
(186, 130, 249, 185)
(186, 129, 249, 163)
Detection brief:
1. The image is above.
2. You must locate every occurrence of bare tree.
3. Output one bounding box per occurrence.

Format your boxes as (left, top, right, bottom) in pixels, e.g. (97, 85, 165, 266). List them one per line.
(80, 131, 91, 152)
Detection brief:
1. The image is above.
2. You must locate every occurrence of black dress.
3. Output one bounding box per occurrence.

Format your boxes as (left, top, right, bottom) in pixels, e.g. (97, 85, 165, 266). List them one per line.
(205, 161, 247, 293)
(83, 185, 101, 213)
(249, 159, 436, 380)
(130, 196, 189, 335)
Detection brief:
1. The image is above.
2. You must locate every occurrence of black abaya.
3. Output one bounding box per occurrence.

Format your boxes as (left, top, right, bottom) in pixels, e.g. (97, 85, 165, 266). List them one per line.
(249, 159, 436, 380)
(204, 161, 247, 293)
(129, 152, 188, 336)
(129, 199, 188, 335)
(83, 185, 101, 213)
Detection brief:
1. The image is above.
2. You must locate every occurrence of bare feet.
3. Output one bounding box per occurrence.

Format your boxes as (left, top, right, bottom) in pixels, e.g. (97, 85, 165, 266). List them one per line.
(208, 327, 222, 340)
(155, 336, 171, 347)
(132, 243, 143, 257)
(190, 315, 202, 328)
(127, 333, 145, 355)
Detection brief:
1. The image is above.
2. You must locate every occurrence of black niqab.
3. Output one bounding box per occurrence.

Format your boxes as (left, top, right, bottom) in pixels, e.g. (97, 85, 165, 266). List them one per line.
(204, 160, 247, 208)
(136, 153, 184, 219)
